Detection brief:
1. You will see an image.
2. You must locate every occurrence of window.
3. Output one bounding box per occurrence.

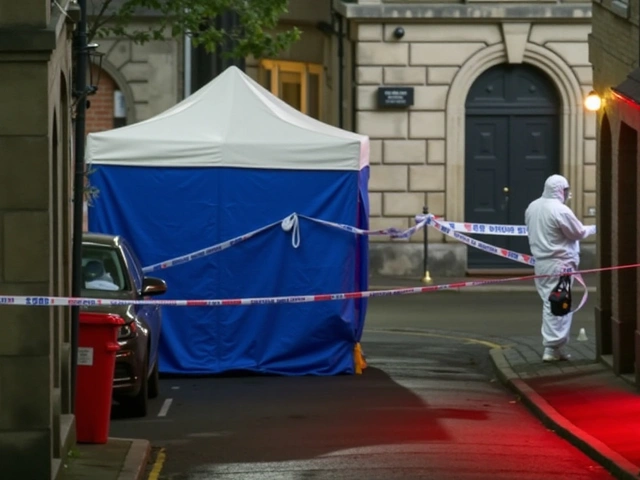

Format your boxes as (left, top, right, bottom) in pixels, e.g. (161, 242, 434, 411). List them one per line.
(81, 245, 128, 292)
(610, 0, 629, 18)
(259, 60, 324, 120)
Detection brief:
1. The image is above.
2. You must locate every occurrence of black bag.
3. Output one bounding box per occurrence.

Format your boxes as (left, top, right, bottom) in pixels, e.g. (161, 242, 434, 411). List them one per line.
(549, 275, 572, 316)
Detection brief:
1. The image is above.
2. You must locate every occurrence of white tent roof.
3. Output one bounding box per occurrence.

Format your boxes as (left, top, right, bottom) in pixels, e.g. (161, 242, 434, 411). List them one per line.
(86, 66, 369, 171)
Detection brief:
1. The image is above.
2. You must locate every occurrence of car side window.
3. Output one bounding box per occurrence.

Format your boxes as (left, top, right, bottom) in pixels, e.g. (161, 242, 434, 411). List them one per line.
(122, 242, 143, 293)
(81, 245, 127, 292)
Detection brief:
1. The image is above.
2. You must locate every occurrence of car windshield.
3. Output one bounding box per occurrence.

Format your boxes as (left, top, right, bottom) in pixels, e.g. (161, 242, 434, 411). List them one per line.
(81, 244, 128, 292)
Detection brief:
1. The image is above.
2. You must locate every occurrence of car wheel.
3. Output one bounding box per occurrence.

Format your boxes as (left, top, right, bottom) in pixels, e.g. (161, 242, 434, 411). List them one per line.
(148, 359, 160, 399)
(126, 356, 148, 417)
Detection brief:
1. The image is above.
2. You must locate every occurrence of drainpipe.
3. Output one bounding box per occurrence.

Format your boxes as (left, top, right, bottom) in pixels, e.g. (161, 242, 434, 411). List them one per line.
(350, 21, 357, 133)
(335, 10, 345, 129)
(184, 33, 192, 98)
(71, 0, 89, 412)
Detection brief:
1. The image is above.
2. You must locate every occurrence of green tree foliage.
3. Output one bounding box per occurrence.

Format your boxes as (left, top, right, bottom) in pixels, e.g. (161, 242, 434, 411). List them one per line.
(88, 0, 300, 58)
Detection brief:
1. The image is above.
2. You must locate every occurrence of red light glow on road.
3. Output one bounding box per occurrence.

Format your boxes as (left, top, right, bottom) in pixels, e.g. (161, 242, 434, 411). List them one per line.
(528, 372, 640, 466)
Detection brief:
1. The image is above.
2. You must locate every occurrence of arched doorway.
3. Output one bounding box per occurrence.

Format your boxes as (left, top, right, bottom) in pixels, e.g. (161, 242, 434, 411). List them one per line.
(464, 63, 560, 270)
(612, 121, 637, 374)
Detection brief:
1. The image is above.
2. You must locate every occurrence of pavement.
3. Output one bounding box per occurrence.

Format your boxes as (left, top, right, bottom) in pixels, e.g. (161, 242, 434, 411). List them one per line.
(61, 437, 150, 480)
(490, 335, 640, 480)
(61, 273, 637, 480)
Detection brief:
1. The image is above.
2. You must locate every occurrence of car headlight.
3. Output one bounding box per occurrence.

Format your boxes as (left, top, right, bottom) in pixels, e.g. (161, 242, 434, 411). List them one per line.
(118, 323, 137, 340)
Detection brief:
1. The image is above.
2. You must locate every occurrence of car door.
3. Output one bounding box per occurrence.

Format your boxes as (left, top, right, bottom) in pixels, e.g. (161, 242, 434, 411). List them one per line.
(121, 240, 161, 368)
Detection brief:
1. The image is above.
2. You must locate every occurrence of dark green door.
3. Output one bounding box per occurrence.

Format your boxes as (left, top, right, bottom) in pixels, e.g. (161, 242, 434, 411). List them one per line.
(465, 64, 560, 270)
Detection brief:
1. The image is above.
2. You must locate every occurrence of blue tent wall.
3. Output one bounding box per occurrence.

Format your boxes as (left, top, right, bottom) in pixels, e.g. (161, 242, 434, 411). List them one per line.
(354, 166, 370, 342)
(88, 165, 369, 375)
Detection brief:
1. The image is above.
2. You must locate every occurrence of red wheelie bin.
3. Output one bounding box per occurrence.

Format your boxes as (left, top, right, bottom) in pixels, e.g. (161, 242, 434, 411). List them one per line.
(75, 312, 124, 444)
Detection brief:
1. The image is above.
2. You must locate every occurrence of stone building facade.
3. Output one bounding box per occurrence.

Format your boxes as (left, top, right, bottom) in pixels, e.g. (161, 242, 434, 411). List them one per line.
(589, 0, 640, 386)
(0, 0, 76, 478)
(85, 25, 181, 130)
(340, 1, 596, 277)
(86, 0, 597, 278)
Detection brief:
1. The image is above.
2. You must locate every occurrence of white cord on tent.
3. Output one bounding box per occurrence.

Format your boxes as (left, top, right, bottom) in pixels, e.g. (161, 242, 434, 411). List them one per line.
(281, 213, 301, 248)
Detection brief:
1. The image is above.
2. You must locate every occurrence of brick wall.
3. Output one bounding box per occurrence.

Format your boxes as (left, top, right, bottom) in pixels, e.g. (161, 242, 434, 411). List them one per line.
(590, 1, 639, 92)
(86, 65, 116, 135)
(589, 0, 639, 279)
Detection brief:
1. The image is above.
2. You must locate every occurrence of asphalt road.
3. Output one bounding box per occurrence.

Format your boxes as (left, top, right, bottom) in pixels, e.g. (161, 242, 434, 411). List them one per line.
(110, 292, 610, 480)
(364, 289, 597, 340)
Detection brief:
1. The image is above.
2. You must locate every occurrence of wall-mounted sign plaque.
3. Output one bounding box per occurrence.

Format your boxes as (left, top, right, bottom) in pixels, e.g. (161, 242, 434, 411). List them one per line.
(377, 87, 414, 108)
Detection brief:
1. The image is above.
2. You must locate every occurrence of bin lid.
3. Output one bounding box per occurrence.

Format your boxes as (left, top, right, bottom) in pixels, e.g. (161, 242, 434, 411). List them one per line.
(79, 311, 126, 326)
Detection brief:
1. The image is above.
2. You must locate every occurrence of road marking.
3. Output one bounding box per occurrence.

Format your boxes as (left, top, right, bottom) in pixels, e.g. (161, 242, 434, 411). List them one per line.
(148, 447, 166, 480)
(366, 329, 505, 350)
(157, 398, 173, 417)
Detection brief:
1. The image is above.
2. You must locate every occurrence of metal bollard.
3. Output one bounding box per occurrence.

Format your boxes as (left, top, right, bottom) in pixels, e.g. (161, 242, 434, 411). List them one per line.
(421, 205, 433, 284)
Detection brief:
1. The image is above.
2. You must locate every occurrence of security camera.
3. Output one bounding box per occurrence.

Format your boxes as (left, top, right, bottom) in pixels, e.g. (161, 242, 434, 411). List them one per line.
(393, 27, 405, 39)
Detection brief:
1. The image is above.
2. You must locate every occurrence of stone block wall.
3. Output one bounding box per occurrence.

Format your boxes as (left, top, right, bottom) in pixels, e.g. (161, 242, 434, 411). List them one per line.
(0, 1, 75, 478)
(89, 28, 181, 125)
(352, 17, 596, 276)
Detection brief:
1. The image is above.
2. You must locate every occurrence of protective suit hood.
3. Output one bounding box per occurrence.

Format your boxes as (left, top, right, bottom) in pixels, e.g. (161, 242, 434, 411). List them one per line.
(541, 174, 569, 202)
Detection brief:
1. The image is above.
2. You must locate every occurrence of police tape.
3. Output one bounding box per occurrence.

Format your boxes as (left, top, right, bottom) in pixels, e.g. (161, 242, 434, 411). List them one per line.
(1, 264, 638, 309)
(422, 214, 591, 312)
(568, 273, 588, 314)
(423, 215, 536, 266)
(141, 218, 283, 274)
(142, 211, 582, 276)
(301, 214, 427, 240)
(439, 220, 528, 236)
(142, 213, 429, 274)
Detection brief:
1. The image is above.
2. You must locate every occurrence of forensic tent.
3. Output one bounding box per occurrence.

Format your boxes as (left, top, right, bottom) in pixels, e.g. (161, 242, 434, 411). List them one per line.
(86, 66, 370, 376)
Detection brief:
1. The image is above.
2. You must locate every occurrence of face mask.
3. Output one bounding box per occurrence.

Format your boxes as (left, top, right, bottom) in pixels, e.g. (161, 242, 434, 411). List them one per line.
(564, 188, 572, 204)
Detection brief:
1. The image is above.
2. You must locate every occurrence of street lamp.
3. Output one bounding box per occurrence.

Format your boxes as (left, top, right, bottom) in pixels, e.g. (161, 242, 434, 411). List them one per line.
(72, 42, 104, 103)
(584, 90, 602, 112)
(70, 0, 105, 413)
(86, 43, 105, 96)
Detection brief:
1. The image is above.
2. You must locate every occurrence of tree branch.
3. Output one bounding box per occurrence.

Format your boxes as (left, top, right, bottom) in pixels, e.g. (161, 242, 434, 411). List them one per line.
(87, 0, 117, 43)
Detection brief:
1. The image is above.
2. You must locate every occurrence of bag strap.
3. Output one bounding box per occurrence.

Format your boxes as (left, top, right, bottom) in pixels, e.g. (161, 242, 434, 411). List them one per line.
(558, 267, 588, 314)
(572, 273, 588, 313)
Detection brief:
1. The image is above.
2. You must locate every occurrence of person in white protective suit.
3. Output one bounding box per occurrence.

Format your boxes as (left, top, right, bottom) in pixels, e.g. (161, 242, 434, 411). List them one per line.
(524, 174, 596, 362)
